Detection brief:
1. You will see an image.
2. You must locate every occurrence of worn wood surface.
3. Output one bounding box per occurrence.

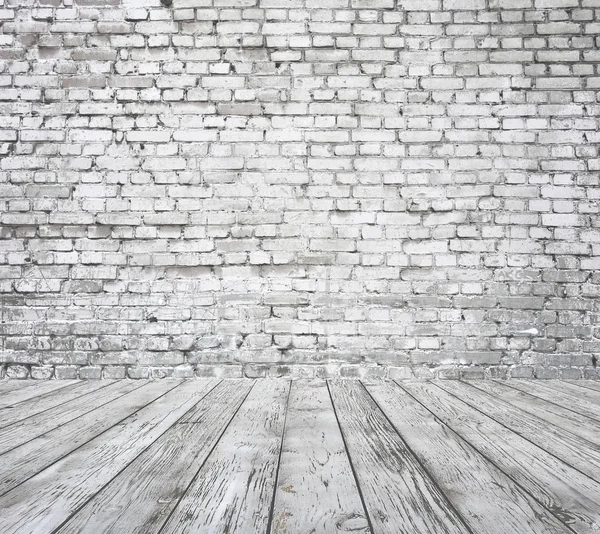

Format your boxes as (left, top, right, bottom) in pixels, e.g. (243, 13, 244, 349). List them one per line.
(469, 380, 600, 446)
(568, 380, 600, 394)
(160, 380, 290, 534)
(401, 381, 600, 534)
(540, 380, 600, 404)
(435, 381, 600, 482)
(1, 379, 599, 534)
(365, 381, 569, 534)
(270, 380, 369, 534)
(329, 380, 470, 534)
(56, 380, 252, 534)
(0, 380, 218, 534)
(504, 380, 600, 422)
(0, 380, 141, 455)
(0, 380, 113, 429)
(0, 380, 154, 494)
(0, 380, 77, 409)
(0, 381, 40, 393)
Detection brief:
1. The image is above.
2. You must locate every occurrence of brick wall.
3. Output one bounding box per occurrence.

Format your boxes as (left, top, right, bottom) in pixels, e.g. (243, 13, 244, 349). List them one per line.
(1, 0, 599, 380)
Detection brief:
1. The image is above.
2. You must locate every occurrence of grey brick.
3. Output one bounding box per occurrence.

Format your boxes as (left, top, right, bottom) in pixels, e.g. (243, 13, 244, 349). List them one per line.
(0, 0, 597, 381)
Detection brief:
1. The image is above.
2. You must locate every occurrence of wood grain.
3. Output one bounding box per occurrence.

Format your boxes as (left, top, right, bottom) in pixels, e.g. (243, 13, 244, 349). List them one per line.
(0, 381, 39, 393)
(0, 380, 78, 409)
(567, 380, 600, 394)
(0, 381, 131, 453)
(469, 380, 600, 446)
(402, 381, 600, 534)
(1, 378, 599, 534)
(366, 380, 569, 534)
(328, 380, 470, 534)
(0, 380, 144, 468)
(270, 380, 370, 534)
(0, 380, 176, 496)
(0, 380, 219, 534)
(56, 380, 253, 534)
(436, 380, 600, 482)
(503, 380, 600, 422)
(0, 380, 113, 429)
(538, 380, 600, 405)
(160, 379, 290, 534)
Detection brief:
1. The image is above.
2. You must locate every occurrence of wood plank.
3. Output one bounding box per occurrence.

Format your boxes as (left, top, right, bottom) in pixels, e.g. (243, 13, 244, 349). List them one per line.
(538, 380, 600, 405)
(436, 381, 600, 482)
(401, 381, 600, 534)
(503, 380, 600, 422)
(160, 379, 290, 534)
(0, 379, 220, 534)
(0, 381, 39, 393)
(270, 380, 369, 534)
(567, 380, 600, 394)
(0, 380, 142, 455)
(469, 380, 600, 446)
(0, 380, 79, 409)
(365, 380, 570, 534)
(0, 380, 114, 429)
(55, 380, 254, 534)
(0, 380, 176, 496)
(328, 380, 470, 534)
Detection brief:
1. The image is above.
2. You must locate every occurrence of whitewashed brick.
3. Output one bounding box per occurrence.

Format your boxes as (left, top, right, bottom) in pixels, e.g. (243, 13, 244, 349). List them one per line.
(0, 0, 596, 380)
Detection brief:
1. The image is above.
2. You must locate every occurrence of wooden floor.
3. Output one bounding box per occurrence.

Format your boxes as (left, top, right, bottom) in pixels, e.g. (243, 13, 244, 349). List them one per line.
(0, 379, 599, 534)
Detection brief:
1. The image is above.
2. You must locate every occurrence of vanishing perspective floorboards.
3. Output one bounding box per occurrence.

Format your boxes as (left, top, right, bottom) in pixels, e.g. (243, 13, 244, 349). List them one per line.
(0, 379, 598, 534)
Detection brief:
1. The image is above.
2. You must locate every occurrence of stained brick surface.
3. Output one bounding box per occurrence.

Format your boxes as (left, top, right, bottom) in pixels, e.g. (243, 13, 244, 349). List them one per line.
(0, 0, 599, 379)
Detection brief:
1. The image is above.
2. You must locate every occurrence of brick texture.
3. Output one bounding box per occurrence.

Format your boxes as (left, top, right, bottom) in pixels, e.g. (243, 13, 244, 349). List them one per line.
(1, 0, 599, 380)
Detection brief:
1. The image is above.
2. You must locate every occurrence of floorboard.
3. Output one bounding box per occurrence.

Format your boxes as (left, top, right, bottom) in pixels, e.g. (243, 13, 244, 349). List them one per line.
(538, 380, 600, 405)
(0, 381, 40, 393)
(470, 380, 600, 446)
(159, 380, 289, 534)
(401, 381, 600, 534)
(365, 381, 569, 534)
(504, 381, 600, 422)
(55, 380, 252, 534)
(436, 381, 600, 482)
(329, 380, 470, 534)
(0, 378, 599, 534)
(0, 380, 219, 534)
(0, 380, 150, 491)
(0, 380, 114, 429)
(0, 380, 79, 409)
(270, 380, 369, 534)
(567, 380, 600, 394)
(0, 381, 134, 453)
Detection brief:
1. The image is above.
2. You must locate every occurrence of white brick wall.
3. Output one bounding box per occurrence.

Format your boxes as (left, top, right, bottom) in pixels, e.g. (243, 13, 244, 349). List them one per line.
(0, 0, 599, 380)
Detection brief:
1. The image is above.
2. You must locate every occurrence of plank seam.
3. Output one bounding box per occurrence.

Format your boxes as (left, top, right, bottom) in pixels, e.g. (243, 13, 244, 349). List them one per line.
(500, 380, 600, 423)
(0, 381, 149, 459)
(359, 381, 476, 534)
(466, 380, 600, 448)
(265, 380, 293, 534)
(493, 379, 600, 420)
(0, 381, 81, 409)
(48, 379, 225, 534)
(0, 380, 180, 498)
(0, 380, 116, 430)
(435, 380, 600, 484)
(563, 381, 600, 395)
(154, 380, 257, 534)
(326, 380, 376, 534)
(395, 380, 582, 534)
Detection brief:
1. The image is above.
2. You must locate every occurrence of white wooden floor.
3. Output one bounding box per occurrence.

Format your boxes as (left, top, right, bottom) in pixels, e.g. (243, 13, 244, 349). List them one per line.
(0, 379, 599, 534)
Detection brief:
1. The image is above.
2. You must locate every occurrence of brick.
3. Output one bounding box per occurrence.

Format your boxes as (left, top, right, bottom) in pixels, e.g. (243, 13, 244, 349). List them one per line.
(0, 1, 596, 381)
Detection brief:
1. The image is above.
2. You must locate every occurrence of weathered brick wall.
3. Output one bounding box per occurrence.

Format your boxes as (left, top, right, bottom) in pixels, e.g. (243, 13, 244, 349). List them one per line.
(1, 0, 599, 380)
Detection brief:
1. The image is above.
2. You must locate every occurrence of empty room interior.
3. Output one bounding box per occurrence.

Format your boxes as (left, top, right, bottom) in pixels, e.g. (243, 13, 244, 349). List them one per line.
(0, 0, 599, 532)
